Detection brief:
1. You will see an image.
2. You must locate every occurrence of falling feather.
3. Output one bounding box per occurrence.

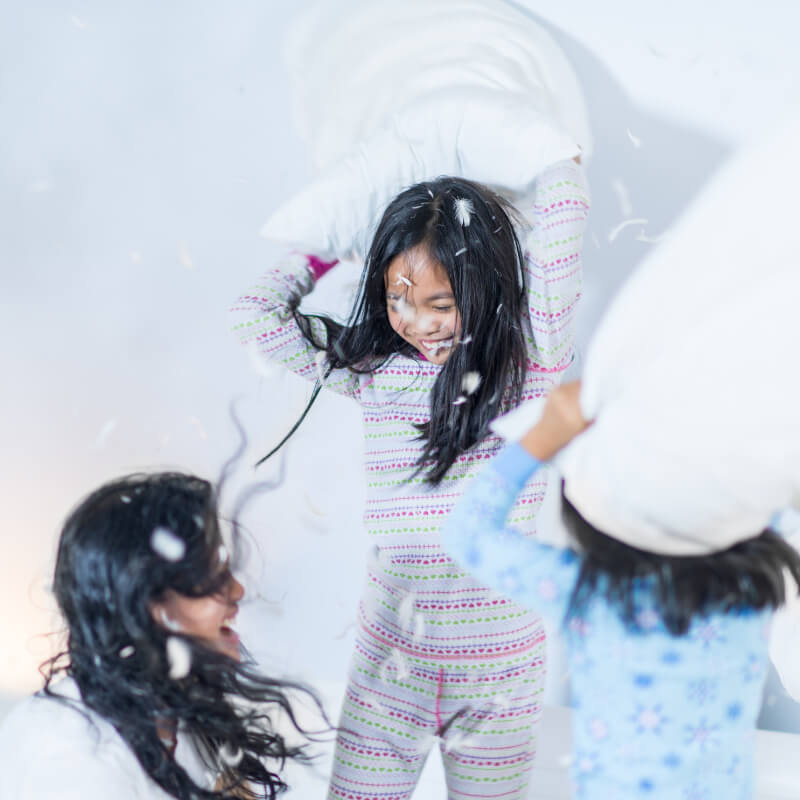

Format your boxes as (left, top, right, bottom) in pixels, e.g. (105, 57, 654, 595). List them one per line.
(626, 128, 643, 148)
(608, 218, 649, 243)
(380, 648, 410, 681)
(635, 229, 667, 244)
(454, 247, 467, 257)
(119, 645, 135, 659)
(610, 178, 633, 218)
(394, 296, 416, 324)
(361, 691, 387, 714)
(444, 729, 479, 753)
(413, 613, 425, 641)
(452, 396, 467, 406)
(413, 731, 439, 756)
(219, 744, 244, 767)
(395, 275, 413, 287)
(150, 527, 186, 562)
(461, 372, 481, 395)
(166, 637, 192, 679)
(94, 419, 117, 449)
(454, 197, 474, 227)
(398, 591, 416, 630)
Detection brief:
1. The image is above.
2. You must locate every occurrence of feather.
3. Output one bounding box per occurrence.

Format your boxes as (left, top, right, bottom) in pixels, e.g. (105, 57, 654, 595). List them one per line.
(166, 637, 192, 679)
(453, 197, 474, 227)
(150, 527, 186, 562)
(461, 372, 481, 396)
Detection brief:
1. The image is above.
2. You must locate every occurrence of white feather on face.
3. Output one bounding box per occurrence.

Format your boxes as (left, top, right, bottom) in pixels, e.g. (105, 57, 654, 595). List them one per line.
(454, 197, 474, 227)
(166, 636, 192, 679)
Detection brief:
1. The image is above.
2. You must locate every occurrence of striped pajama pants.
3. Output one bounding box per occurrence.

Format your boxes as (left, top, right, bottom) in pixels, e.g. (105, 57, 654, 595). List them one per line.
(327, 622, 546, 800)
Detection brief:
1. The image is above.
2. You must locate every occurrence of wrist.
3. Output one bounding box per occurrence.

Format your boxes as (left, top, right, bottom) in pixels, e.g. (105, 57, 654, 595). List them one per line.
(520, 428, 560, 461)
(306, 254, 339, 281)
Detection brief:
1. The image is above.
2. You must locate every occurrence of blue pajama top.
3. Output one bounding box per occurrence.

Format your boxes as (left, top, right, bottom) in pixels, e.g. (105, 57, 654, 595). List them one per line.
(441, 444, 773, 800)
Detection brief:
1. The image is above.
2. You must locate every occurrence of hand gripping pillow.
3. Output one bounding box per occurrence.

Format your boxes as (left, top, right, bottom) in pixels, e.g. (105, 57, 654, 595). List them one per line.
(492, 118, 800, 555)
(262, 0, 590, 255)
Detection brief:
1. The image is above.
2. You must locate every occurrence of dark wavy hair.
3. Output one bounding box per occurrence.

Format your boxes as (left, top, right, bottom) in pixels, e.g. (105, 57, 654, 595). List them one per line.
(561, 492, 800, 636)
(42, 471, 327, 799)
(260, 176, 529, 484)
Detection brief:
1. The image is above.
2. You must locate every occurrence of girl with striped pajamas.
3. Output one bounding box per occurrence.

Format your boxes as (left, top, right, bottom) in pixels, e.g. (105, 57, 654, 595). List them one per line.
(231, 159, 589, 800)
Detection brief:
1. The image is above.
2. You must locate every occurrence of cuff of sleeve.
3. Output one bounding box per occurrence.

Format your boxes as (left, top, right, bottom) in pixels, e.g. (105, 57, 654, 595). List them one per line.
(306, 254, 339, 281)
(492, 443, 542, 491)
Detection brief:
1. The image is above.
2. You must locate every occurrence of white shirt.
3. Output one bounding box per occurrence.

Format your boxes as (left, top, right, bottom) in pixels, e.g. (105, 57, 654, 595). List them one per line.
(0, 678, 213, 800)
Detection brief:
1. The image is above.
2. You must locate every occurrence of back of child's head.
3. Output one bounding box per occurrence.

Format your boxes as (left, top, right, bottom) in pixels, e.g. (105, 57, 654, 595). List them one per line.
(561, 491, 800, 636)
(293, 176, 532, 484)
(47, 471, 322, 800)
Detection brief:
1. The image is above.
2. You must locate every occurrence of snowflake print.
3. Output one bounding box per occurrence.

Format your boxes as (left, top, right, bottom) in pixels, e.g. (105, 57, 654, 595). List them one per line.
(687, 678, 718, 705)
(636, 607, 661, 630)
(683, 718, 721, 753)
(568, 616, 592, 637)
(631, 704, 667, 734)
(537, 577, 558, 602)
(575, 750, 601, 775)
(742, 653, 764, 683)
(497, 567, 521, 594)
(694, 621, 725, 648)
(588, 717, 609, 741)
(681, 781, 711, 800)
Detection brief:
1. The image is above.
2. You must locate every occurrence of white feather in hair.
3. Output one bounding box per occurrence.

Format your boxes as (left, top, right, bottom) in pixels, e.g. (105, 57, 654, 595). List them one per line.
(453, 197, 474, 227)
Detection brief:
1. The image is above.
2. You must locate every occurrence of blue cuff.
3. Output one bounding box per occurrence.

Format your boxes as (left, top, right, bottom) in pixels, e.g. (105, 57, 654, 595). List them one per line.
(492, 443, 542, 491)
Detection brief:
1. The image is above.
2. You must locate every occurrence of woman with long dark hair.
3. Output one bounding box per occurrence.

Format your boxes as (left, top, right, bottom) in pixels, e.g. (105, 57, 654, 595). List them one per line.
(442, 381, 800, 798)
(231, 161, 589, 799)
(0, 471, 325, 799)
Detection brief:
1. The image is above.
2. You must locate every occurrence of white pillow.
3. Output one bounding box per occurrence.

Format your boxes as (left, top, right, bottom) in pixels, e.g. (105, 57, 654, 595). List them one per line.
(262, 0, 590, 255)
(493, 118, 800, 556)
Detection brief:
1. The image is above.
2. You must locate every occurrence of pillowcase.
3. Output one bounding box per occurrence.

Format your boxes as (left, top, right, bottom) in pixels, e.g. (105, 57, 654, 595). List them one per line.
(262, 0, 590, 256)
(493, 117, 800, 556)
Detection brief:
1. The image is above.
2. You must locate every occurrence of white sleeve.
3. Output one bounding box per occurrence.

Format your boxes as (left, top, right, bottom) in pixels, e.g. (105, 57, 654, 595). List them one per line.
(0, 696, 152, 800)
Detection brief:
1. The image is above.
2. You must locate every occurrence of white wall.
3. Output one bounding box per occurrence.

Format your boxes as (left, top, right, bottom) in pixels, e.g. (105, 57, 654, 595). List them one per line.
(1, 0, 799, 735)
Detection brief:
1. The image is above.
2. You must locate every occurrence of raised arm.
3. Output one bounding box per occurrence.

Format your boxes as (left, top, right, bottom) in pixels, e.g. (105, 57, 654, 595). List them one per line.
(229, 253, 362, 400)
(441, 443, 579, 625)
(522, 159, 590, 374)
(443, 380, 591, 623)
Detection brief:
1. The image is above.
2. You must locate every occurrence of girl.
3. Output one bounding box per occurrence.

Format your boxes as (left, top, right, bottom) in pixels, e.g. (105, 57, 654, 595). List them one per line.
(0, 471, 325, 800)
(442, 381, 800, 799)
(231, 159, 589, 799)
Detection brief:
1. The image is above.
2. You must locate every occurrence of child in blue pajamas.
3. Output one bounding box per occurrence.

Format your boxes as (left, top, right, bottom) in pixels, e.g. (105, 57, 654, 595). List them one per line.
(442, 381, 800, 799)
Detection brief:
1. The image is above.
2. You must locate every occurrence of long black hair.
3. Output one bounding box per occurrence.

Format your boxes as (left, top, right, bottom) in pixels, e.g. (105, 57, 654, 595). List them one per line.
(42, 471, 327, 799)
(561, 492, 800, 636)
(262, 176, 529, 484)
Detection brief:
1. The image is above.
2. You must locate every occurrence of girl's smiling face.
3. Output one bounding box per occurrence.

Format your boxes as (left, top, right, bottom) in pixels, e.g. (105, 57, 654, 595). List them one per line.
(385, 245, 461, 365)
(151, 567, 245, 661)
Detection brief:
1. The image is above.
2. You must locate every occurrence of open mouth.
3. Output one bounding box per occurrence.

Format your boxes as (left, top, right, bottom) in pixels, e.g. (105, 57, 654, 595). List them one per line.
(420, 337, 453, 354)
(220, 613, 240, 647)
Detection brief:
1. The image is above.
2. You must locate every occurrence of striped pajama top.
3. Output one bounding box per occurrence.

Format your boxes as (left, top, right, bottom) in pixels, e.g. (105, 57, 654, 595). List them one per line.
(231, 159, 590, 663)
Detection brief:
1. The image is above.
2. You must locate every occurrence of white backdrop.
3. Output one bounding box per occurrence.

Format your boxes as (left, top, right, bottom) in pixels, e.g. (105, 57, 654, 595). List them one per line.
(2, 0, 799, 742)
